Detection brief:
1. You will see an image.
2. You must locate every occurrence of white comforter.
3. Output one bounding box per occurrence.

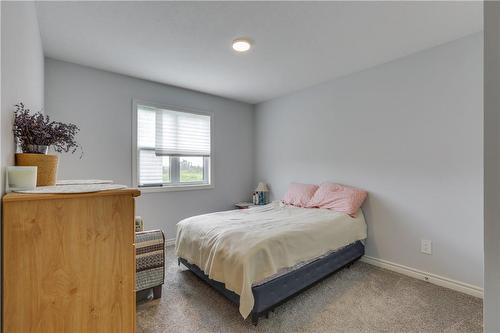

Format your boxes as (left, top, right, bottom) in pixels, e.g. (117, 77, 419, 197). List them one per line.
(175, 201, 367, 319)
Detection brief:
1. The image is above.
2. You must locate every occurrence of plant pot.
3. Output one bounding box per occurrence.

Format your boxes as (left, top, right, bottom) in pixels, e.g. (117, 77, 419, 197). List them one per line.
(25, 144, 49, 154)
(15, 153, 58, 186)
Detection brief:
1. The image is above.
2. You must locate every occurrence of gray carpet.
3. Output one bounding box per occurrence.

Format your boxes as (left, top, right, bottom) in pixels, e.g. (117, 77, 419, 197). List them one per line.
(137, 246, 483, 333)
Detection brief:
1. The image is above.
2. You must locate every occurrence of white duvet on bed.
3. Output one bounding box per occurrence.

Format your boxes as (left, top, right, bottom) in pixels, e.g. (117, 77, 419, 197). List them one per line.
(175, 201, 367, 319)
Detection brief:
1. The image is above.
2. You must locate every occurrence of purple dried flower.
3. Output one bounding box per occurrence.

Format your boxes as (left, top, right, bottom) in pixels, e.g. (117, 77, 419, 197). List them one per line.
(13, 102, 83, 157)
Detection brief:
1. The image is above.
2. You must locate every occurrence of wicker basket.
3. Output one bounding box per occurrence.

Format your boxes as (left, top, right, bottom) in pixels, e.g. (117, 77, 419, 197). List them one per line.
(15, 153, 59, 186)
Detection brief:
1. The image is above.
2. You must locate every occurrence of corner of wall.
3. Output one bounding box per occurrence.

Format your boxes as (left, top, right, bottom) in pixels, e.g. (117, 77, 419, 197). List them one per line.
(251, 103, 258, 188)
(484, 2, 500, 332)
(1, 1, 45, 175)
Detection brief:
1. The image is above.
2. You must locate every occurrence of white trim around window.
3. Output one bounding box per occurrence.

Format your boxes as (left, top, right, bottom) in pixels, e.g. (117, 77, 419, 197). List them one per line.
(132, 99, 214, 193)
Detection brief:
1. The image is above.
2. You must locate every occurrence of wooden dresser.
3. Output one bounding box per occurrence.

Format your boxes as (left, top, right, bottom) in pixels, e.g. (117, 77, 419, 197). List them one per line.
(2, 188, 140, 333)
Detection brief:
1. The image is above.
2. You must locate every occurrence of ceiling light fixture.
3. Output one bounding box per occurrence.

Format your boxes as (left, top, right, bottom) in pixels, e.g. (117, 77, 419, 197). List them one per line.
(232, 38, 252, 52)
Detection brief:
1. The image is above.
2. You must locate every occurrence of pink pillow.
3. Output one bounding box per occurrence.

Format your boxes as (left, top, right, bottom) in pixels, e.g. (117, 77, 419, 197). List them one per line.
(307, 182, 367, 215)
(282, 182, 319, 207)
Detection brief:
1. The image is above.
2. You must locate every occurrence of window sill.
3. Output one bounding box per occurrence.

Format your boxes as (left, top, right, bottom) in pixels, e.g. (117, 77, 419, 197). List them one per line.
(139, 184, 214, 193)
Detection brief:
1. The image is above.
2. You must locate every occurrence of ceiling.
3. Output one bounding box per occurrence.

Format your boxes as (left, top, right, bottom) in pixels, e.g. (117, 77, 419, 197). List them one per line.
(36, 1, 483, 104)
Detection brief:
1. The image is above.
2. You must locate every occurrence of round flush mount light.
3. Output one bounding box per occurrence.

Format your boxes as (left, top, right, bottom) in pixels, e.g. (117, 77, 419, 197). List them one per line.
(232, 38, 252, 52)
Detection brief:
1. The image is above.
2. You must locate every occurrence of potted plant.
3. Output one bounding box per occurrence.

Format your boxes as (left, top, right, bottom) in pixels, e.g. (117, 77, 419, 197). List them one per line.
(13, 102, 82, 186)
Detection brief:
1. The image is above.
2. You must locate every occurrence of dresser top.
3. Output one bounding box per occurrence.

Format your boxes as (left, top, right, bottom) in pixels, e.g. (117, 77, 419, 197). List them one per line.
(3, 188, 141, 202)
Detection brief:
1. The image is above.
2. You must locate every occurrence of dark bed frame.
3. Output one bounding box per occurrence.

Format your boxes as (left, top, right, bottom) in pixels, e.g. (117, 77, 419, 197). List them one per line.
(178, 240, 365, 325)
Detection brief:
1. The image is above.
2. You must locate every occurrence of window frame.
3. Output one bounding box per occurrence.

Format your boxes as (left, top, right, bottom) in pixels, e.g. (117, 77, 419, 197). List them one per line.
(132, 99, 214, 193)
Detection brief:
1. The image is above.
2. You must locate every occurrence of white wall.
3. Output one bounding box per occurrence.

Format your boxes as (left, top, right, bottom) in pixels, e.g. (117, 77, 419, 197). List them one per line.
(44, 58, 254, 239)
(1, 1, 44, 327)
(484, 2, 500, 331)
(1, 1, 44, 178)
(255, 33, 483, 288)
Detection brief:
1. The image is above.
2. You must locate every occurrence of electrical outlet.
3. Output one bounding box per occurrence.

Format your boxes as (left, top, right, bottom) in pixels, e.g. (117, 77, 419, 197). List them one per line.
(421, 239, 432, 255)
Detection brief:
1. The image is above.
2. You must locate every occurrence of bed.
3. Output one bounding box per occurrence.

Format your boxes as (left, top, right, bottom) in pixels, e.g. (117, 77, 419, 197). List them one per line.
(175, 201, 367, 325)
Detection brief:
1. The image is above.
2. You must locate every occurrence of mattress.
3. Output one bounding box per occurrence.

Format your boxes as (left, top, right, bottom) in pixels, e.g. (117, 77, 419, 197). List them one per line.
(175, 201, 367, 318)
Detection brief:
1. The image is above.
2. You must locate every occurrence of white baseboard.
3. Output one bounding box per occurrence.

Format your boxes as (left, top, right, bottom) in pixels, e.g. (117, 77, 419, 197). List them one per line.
(361, 255, 483, 299)
(166, 237, 176, 247)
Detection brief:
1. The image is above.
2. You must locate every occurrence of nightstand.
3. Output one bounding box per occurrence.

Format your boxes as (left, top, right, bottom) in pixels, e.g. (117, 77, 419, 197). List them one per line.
(235, 202, 256, 209)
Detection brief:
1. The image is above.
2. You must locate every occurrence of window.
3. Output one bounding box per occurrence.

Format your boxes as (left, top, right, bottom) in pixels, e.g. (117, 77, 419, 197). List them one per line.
(134, 102, 212, 191)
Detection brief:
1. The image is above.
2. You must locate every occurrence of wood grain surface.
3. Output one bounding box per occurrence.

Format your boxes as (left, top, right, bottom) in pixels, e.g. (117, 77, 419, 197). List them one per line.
(3, 189, 139, 332)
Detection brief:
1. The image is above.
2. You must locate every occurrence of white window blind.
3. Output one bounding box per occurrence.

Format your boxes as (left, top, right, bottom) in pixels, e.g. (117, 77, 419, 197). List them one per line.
(136, 104, 211, 188)
(138, 149, 163, 185)
(138, 106, 156, 148)
(155, 108, 211, 157)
